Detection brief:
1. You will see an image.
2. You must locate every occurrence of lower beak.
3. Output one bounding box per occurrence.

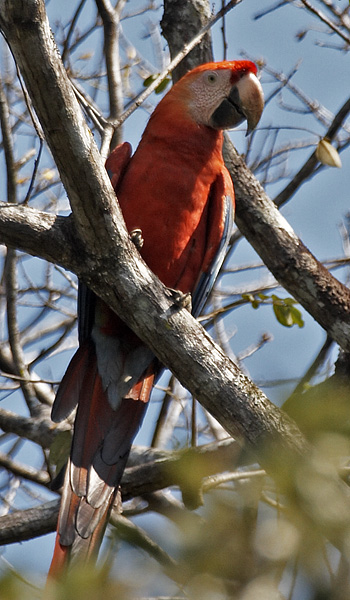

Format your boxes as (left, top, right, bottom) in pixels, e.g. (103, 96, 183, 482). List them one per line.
(210, 72, 264, 134)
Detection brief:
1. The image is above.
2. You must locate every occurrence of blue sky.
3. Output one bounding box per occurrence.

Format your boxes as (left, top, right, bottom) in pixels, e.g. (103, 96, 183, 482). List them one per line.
(1, 1, 350, 595)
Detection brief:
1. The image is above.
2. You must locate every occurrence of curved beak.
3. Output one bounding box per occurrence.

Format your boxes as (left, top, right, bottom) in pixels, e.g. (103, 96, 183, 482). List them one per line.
(210, 71, 264, 134)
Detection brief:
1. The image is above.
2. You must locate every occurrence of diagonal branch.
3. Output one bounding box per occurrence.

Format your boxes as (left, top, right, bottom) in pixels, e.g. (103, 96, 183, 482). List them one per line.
(1, 0, 350, 551)
(274, 96, 350, 207)
(299, 0, 350, 45)
(223, 136, 350, 352)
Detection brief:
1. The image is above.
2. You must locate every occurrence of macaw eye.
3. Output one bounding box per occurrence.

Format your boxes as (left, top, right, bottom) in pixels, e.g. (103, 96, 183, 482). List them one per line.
(206, 72, 218, 85)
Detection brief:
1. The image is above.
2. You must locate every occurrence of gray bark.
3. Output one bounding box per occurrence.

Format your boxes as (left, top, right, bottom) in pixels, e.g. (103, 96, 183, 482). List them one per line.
(1, 0, 350, 551)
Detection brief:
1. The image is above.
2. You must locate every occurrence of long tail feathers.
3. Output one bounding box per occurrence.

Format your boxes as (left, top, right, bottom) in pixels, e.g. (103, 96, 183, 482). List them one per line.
(48, 340, 155, 577)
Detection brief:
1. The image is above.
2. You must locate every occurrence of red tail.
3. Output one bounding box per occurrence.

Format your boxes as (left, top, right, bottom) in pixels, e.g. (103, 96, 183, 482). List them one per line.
(48, 339, 155, 576)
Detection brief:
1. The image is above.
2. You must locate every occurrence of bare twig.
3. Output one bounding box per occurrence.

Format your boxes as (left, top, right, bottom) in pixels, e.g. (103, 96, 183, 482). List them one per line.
(0, 450, 50, 485)
(0, 76, 16, 203)
(110, 0, 241, 130)
(299, 0, 350, 45)
(95, 0, 125, 150)
(0, 406, 70, 448)
(274, 96, 350, 207)
(61, 0, 88, 64)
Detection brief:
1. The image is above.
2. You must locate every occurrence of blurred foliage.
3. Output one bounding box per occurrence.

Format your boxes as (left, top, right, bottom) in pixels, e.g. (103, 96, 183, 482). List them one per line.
(0, 0, 350, 598)
(242, 293, 304, 328)
(143, 73, 172, 94)
(2, 431, 350, 599)
(49, 431, 72, 474)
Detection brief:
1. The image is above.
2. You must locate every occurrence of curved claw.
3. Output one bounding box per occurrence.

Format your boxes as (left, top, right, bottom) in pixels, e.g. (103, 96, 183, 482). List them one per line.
(168, 288, 192, 313)
(130, 228, 144, 249)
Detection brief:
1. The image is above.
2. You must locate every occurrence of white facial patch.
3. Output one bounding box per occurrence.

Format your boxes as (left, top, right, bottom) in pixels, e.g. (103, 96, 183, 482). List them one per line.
(188, 69, 233, 126)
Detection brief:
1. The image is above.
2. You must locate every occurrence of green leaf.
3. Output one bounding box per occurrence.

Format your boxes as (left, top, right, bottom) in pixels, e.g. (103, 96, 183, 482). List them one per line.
(289, 305, 304, 328)
(143, 74, 171, 94)
(49, 430, 72, 472)
(155, 78, 171, 94)
(242, 292, 304, 327)
(143, 74, 157, 87)
(241, 293, 255, 303)
(272, 296, 304, 328)
(273, 303, 294, 327)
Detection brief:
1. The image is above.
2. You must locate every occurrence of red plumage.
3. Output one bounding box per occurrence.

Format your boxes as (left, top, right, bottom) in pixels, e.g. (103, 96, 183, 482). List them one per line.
(48, 60, 263, 576)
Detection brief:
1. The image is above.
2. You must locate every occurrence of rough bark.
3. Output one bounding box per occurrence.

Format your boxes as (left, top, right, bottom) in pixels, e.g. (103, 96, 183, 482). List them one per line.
(0, 203, 81, 269)
(223, 137, 350, 350)
(1, 0, 350, 550)
(161, 0, 213, 82)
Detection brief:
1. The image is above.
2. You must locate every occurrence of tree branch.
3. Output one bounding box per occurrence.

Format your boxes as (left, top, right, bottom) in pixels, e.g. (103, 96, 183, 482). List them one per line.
(0, 500, 59, 545)
(0, 406, 70, 448)
(95, 0, 125, 150)
(299, 0, 350, 45)
(0, 451, 50, 486)
(0, 439, 241, 545)
(1, 0, 350, 551)
(223, 136, 350, 352)
(0, 202, 82, 271)
(0, 0, 123, 254)
(274, 96, 350, 207)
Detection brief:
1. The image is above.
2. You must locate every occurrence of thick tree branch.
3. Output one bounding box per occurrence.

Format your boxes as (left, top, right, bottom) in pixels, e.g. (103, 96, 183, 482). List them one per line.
(0, 500, 59, 545)
(1, 0, 350, 550)
(0, 0, 124, 256)
(223, 136, 350, 351)
(161, 0, 213, 82)
(0, 202, 82, 270)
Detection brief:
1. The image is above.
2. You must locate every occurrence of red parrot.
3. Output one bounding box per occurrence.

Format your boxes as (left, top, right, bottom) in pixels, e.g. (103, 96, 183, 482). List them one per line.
(48, 60, 264, 575)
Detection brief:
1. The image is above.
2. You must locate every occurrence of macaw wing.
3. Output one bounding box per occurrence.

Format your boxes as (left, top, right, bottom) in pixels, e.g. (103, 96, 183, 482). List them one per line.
(192, 170, 234, 318)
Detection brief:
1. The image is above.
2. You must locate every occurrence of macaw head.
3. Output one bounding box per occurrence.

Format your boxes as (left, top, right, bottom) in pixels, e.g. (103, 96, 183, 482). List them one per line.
(173, 60, 264, 134)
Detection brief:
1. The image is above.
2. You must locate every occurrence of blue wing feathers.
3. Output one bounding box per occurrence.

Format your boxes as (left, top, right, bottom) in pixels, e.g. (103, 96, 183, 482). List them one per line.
(192, 194, 233, 318)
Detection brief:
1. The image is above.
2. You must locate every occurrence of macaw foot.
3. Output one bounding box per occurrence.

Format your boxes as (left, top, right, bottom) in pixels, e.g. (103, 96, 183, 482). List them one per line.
(130, 228, 144, 249)
(168, 288, 192, 313)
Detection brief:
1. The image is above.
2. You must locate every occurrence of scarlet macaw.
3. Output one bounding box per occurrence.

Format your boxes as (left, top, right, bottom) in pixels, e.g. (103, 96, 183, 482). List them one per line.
(48, 60, 264, 574)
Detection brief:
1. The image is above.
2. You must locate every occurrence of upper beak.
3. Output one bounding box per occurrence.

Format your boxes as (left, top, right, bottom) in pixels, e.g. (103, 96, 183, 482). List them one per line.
(210, 72, 264, 134)
(237, 71, 264, 134)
